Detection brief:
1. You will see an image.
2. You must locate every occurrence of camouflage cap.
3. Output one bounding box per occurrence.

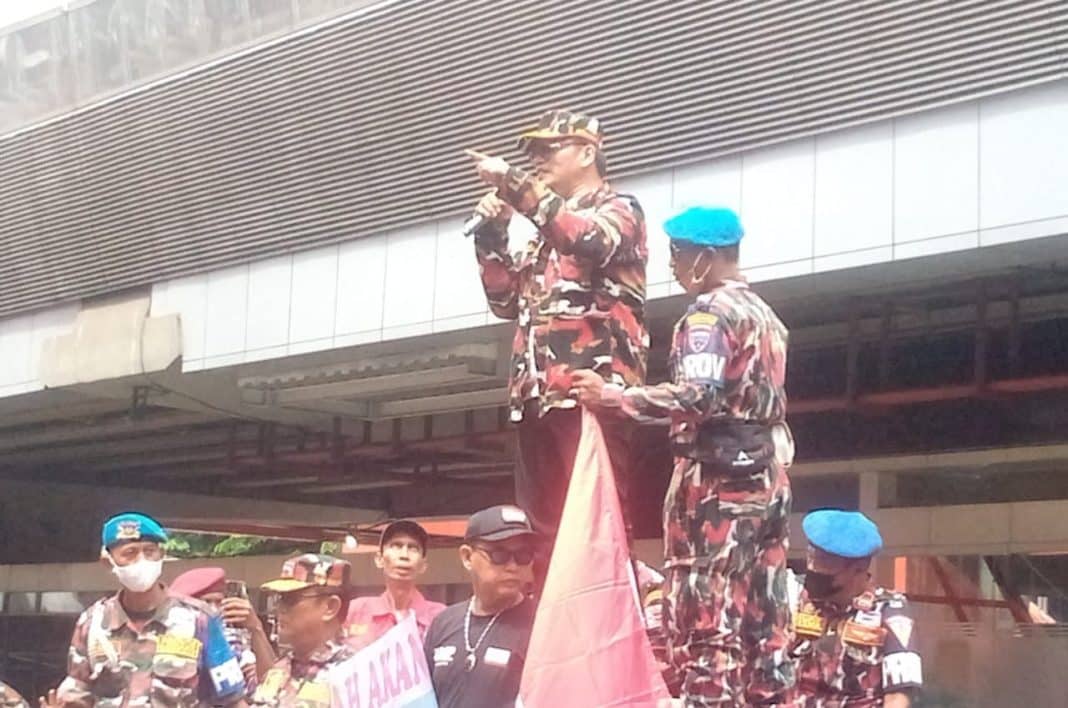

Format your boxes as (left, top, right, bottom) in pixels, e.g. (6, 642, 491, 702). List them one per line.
(518, 109, 603, 151)
(261, 553, 352, 594)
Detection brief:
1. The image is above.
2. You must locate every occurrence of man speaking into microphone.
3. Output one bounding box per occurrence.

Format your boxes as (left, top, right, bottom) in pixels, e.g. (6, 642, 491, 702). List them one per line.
(466, 110, 648, 591)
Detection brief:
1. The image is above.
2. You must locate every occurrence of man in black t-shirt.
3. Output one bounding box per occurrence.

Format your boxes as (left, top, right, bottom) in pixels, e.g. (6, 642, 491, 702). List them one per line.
(424, 505, 538, 708)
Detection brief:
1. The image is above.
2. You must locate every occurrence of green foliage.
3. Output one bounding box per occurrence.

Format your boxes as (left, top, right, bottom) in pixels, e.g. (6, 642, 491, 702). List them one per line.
(164, 532, 313, 558)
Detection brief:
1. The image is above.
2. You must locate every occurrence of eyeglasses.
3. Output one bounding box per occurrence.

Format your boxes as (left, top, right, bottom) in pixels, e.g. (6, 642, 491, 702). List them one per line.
(273, 590, 340, 611)
(669, 242, 715, 265)
(525, 139, 583, 160)
(473, 545, 535, 566)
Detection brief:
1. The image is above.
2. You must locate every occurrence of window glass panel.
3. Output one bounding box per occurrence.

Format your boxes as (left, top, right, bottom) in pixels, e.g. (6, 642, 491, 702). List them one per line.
(69, 0, 127, 99)
(39, 591, 87, 614)
(5, 592, 38, 614)
(203, 0, 251, 53)
(886, 461, 1068, 507)
(247, 0, 293, 39)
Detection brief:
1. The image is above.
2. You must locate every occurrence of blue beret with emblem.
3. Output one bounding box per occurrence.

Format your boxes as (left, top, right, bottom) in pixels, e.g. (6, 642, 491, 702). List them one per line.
(664, 207, 744, 248)
(102, 512, 168, 548)
(803, 509, 883, 559)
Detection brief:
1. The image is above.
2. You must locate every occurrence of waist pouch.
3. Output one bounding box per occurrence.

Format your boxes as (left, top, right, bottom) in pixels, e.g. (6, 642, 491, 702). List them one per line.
(671, 422, 775, 478)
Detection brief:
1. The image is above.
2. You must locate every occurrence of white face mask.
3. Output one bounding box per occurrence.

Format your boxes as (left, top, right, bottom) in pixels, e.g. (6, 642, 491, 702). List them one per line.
(109, 555, 163, 593)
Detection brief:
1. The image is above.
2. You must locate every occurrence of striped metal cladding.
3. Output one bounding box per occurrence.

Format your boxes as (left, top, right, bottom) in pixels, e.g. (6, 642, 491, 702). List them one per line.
(1, 0, 1066, 317)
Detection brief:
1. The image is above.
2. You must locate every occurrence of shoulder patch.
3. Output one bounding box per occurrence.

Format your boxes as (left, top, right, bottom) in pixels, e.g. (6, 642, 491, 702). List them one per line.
(885, 615, 914, 647)
(686, 312, 719, 328)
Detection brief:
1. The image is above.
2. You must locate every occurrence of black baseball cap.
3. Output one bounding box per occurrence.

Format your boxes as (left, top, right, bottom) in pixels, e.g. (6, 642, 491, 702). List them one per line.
(379, 519, 430, 554)
(464, 505, 536, 543)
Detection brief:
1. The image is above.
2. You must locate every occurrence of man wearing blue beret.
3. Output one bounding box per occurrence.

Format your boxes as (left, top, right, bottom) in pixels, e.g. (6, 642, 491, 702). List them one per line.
(43, 512, 247, 707)
(573, 207, 794, 704)
(789, 510, 922, 707)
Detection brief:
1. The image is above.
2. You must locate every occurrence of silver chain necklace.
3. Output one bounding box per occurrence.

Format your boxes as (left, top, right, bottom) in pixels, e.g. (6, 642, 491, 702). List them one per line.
(463, 598, 505, 672)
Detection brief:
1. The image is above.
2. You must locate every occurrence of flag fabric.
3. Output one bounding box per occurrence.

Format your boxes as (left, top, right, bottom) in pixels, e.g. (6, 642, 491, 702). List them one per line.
(518, 409, 670, 707)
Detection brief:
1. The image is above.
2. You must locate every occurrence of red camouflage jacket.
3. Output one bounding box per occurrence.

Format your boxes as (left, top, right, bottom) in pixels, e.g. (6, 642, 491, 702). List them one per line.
(475, 168, 649, 421)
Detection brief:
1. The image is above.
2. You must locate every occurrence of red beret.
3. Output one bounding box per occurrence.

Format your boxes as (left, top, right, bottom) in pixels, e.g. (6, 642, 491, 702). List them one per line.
(171, 567, 226, 598)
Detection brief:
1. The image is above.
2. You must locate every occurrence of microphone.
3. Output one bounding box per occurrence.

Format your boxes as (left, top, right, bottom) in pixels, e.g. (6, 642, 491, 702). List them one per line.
(461, 213, 485, 238)
(463, 189, 503, 238)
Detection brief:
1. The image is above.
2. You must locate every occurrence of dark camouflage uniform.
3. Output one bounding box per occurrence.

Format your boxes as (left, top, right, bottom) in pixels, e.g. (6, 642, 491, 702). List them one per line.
(605, 278, 793, 705)
(57, 591, 244, 707)
(0, 682, 29, 708)
(250, 639, 356, 708)
(475, 172, 648, 421)
(790, 587, 923, 706)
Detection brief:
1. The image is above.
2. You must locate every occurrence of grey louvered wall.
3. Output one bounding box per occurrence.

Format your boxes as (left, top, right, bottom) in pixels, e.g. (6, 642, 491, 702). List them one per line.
(1, 0, 1066, 317)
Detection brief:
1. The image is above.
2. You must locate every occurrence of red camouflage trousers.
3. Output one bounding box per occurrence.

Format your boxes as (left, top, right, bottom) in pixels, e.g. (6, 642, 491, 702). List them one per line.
(663, 456, 795, 706)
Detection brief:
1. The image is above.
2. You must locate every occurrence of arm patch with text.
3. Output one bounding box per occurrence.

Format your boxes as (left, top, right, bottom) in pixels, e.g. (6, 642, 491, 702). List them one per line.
(679, 311, 730, 387)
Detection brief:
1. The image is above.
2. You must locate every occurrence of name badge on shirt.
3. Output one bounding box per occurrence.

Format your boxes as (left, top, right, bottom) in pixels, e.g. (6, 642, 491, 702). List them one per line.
(842, 620, 887, 647)
(854, 610, 882, 628)
(254, 668, 287, 700)
(297, 681, 332, 704)
(433, 646, 457, 667)
(483, 647, 511, 667)
(156, 634, 202, 661)
(794, 608, 826, 638)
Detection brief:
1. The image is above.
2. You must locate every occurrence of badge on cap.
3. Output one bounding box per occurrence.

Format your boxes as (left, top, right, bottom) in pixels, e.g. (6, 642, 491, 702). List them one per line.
(116, 521, 141, 540)
(501, 507, 527, 524)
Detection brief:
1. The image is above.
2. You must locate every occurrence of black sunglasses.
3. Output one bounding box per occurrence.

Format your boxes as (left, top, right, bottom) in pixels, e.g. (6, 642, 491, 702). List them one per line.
(525, 139, 584, 160)
(473, 545, 535, 566)
(274, 589, 341, 609)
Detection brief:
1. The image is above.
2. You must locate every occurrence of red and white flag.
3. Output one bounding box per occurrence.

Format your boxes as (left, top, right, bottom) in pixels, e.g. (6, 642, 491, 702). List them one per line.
(518, 409, 670, 707)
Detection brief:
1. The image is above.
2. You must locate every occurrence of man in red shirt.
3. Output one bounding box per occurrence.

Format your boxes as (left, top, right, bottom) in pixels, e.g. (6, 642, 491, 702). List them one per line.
(344, 519, 445, 649)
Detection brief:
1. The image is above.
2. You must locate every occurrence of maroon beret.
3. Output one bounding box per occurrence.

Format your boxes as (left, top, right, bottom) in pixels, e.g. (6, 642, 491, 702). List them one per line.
(171, 567, 226, 598)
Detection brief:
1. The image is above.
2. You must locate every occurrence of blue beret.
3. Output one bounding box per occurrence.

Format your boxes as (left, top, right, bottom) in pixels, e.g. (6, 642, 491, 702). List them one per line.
(664, 207, 744, 248)
(102, 512, 168, 548)
(802, 510, 883, 559)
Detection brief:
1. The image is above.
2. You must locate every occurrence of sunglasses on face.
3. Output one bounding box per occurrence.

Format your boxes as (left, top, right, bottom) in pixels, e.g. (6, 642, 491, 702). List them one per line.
(525, 139, 583, 160)
(473, 545, 535, 566)
(274, 590, 339, 611)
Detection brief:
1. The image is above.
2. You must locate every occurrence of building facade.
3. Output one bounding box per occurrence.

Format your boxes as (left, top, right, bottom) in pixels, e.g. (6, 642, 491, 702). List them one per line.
(2, 1, 1068, 704)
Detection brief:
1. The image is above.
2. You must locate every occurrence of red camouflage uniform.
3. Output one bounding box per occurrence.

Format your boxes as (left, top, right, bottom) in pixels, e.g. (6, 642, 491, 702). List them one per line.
(475, 165, 648, 550)
(790, 587, 923, 707)
(476, 167, 648, 417)
(602, 278, 794, 706)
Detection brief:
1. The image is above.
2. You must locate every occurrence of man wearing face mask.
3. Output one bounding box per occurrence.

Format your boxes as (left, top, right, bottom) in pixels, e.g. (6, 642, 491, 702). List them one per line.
(466, 110, 648, 592)
(48, 512, 246, 708)
(249, 555, 356, 707)
(572, 208, 794, 705)
(423, 505, 537, 708)
(789, 510, 922, 707)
